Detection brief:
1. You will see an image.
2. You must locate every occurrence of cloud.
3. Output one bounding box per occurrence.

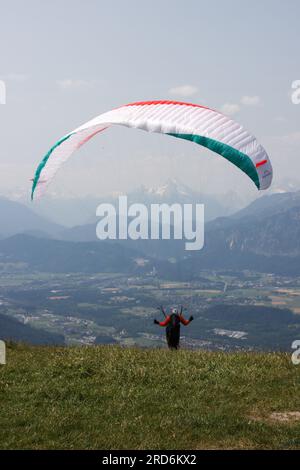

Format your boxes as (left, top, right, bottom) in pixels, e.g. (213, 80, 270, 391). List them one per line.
(240, 95, 261, 106)
(279, 132, 300, 144)
(1, 73, 30, 82)
(219, 95, 260, 116)
(168, 84, 198, 97)
(56, 79, 95, 90)
(274, 116, 287, 123)
(220, 103, 240, 116)
(270, 131, 300, 146)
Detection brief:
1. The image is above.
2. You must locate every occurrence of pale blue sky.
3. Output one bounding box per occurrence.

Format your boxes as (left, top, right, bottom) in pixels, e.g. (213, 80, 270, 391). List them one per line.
(0, 0, 299, 201)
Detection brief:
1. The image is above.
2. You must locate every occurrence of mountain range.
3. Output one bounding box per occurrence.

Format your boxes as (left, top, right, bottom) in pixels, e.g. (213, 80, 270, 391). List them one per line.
(1, 188, 300, 277)
(0, 197, 61, 238)
(25, 178, 244, 227)
(0, 234, 150, 274)
(206, 190, 300, 257)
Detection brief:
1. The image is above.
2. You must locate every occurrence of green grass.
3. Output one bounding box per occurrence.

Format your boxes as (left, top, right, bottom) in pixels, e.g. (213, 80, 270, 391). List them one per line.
(0, 343, 299, 450)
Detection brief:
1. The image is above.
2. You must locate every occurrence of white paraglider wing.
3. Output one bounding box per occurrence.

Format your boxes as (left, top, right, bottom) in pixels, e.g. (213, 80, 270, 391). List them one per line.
(31, 100, 273, 199)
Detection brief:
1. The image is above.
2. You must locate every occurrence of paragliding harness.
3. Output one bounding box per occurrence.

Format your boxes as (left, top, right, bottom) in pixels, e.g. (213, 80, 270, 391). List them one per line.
(158, 306, 184, 350)
(166, 313, 181, 349)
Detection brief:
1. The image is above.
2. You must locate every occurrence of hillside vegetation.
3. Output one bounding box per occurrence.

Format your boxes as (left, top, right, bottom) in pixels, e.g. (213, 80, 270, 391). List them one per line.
(0, 314, 65, 345)
(0, 344, 299, 449)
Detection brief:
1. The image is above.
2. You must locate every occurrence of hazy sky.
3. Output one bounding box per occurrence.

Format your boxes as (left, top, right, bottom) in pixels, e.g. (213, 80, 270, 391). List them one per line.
(0, 0, 299, 202)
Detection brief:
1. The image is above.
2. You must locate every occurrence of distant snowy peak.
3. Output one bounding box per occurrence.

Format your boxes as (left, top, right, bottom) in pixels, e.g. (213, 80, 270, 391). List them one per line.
(122, 179, 236, 221)
(146, 178, 191, 198)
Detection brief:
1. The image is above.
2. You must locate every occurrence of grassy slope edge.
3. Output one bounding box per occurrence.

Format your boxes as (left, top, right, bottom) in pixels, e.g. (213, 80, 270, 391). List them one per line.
(0, 344, 299, 450)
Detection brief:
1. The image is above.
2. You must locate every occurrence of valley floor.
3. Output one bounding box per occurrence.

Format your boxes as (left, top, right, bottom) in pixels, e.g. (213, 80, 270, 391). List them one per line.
(0, 344, 300, 449)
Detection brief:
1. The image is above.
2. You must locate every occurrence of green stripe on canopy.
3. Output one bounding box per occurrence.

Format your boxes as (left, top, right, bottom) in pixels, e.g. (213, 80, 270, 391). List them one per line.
(31, 133, 73, 200)
(168, 133, 260, 189)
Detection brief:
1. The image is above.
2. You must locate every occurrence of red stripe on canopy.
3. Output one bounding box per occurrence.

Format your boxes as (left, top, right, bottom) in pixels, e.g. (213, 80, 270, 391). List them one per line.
(123, 100, 210, 110)
(256, 159, 268, 168)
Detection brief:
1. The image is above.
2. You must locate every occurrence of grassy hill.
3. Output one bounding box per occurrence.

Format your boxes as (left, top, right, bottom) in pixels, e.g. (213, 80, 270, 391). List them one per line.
(0, 343, 299, 450)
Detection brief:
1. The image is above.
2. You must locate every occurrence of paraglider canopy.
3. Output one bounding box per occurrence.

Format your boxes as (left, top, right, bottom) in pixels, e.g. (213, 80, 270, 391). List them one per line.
(31, 100, 273, 199)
